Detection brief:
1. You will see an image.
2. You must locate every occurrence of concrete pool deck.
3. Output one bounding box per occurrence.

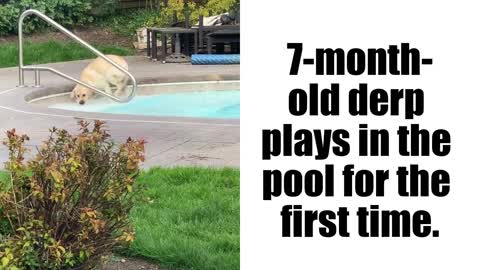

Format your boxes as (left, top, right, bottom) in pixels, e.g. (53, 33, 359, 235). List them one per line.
(0, 56, 239, 168)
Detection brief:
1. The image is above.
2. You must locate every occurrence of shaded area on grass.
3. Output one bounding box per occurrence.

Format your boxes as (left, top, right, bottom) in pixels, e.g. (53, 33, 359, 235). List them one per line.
(126, 167, 240, 270)
(0, 40, 134, 68)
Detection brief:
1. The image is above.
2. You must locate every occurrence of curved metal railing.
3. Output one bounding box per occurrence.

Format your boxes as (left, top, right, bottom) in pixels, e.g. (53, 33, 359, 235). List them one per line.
(18, 9, 137, 103)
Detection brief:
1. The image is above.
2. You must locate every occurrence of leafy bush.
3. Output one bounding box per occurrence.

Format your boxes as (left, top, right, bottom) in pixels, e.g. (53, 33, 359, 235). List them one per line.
(97, 9, 163, 38)
(90, 0, 119, 17)
(0, 4, 20, 36)
(0, 121, 145, 269)
(0, 0, 119, 36)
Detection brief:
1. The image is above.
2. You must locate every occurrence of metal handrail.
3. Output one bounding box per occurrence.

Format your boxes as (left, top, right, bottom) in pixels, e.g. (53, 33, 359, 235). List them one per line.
(18, 9, 137, 103)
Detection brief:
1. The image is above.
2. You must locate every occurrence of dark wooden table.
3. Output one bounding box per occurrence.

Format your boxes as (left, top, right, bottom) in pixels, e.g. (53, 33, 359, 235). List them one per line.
(206, 29, 240, 54)
(147, 27, 198, 62)
(197, 25, 240, 49)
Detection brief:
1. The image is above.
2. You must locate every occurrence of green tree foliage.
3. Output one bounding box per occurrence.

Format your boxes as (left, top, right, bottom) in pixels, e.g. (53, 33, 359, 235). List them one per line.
(105, 0, 239, 37)
(0, 0, 239, 36)
(145, 0, 239, 26)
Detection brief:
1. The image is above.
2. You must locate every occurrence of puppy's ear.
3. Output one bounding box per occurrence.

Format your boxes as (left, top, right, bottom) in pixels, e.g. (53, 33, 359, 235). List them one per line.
(71, 86, 78, 99)
(87, 89, 95, 98)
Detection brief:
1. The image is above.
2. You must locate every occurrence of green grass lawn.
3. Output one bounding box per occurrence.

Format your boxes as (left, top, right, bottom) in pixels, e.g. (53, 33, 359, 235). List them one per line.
(128, 167, 240, 270)
(0, 40, 134, 68)
(0, 171, 8, 181)
(0, 167, 240, 270)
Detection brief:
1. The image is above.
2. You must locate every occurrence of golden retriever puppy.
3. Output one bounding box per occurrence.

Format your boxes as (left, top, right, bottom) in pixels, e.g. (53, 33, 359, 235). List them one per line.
(71, 55, 129, 105)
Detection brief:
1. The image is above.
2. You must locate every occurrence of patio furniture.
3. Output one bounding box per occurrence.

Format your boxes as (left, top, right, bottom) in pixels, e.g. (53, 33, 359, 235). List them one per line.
(145, 10, 240, 61)
(147, 27, 198, 63)
(197, 14, 240, 51)
(206, 29, 240, 54)
(146, 9, 198, 63)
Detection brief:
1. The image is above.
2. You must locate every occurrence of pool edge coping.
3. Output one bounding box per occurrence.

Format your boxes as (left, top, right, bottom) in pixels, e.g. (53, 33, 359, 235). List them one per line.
(0, 80, 240, 127)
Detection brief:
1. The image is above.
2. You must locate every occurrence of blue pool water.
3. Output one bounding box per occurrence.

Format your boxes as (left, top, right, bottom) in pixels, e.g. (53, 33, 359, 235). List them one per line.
(51, 90, 240, 119)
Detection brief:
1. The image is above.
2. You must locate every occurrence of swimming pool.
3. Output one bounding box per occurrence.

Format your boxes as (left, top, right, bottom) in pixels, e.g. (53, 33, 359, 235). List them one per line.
(29, 81, 240, 119)
(51, 90, 239, 119)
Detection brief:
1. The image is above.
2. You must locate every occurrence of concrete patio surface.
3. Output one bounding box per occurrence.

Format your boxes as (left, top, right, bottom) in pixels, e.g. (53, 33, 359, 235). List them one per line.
(0, 56, 240, 168)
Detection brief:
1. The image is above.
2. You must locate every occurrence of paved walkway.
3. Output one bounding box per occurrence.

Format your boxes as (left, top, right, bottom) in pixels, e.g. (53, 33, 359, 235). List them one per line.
(0, 57, 240, 168)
